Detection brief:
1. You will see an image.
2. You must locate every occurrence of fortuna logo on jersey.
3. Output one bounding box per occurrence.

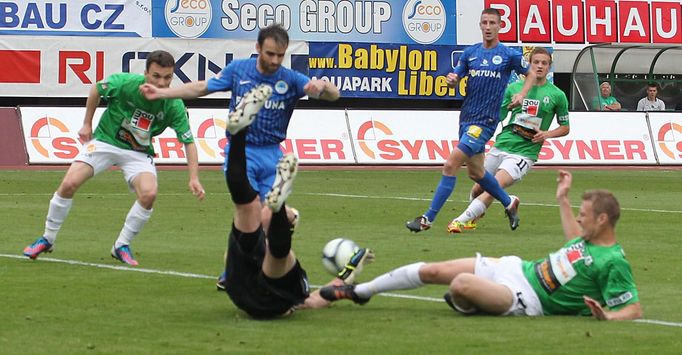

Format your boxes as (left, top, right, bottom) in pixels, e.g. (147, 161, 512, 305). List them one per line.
(131, 110, 155, 131)
(523, 99, 540, 116)
(235, 95, 286, 110)
(469, 69, 502, 79)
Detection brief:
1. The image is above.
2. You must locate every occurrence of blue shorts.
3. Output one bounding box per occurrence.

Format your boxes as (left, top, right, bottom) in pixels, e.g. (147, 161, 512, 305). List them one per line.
(224, 143, 283, 201)
(457, 124, 496, 157)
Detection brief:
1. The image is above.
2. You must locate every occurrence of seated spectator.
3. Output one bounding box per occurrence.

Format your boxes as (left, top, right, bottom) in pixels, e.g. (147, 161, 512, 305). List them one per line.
(592, 82, 621, 111)
(637, 83, 665, 111)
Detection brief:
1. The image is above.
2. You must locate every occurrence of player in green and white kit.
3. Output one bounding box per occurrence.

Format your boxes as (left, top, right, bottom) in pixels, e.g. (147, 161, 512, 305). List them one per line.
(448, 47, 570, 233)
(23, 50, 205, 266)
(319, 170, 643, 321)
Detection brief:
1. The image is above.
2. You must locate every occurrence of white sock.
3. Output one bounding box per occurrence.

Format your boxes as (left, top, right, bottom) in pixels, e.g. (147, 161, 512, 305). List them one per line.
(354, 262, 425, 298)
(115, 201, 152, 248)
(43, 192, 73, 244)
(455, 199, 487, 223)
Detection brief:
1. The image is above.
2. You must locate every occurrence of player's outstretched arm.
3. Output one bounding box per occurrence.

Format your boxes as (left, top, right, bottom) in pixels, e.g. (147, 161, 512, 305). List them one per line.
(509, 69, 537, 108)
(583, 296, 642, 321)
(183, 142, 205, 201)
(556, 170, 580, 240)
(140, 81, 210, 100)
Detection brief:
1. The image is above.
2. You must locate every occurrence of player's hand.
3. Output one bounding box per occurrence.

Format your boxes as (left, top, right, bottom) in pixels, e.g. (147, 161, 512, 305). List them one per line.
(139, 83, 161, 100)
(508, 93, 525, 108)
(189, 179, 205, 201)
(445, 73, 459, 88)
(78, 124, 93, 143)
(583, 295, 609, 320)
(531, 130, 550, 144)
(556, 170, 572, 200)
(304, 80, 327, 99)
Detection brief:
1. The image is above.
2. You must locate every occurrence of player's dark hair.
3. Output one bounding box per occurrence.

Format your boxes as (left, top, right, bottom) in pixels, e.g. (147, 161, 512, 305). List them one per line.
(146, 50, 175, 71)
(583, 190, 620, 227)
(530, 47, 552, 65)
(258, 24, 289, 48)
(647, 82, 658, 90)
(481, 8, 501, 20)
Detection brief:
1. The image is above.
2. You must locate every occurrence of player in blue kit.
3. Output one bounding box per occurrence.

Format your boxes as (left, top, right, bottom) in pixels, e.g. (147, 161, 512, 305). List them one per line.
(406, 8, 536, 234)
(141, 24, 339, 288)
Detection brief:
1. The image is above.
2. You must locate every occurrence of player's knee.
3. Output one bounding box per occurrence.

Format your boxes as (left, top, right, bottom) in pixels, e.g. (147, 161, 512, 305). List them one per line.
(468, 170, 485, 181)
(58, 178, 81, 197)
(137, 189, 157, 208)
(450, 273, 476, 297)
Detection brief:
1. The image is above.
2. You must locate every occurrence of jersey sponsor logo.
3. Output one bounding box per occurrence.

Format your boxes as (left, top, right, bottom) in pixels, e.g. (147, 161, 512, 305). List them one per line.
(606, 291, 633, 307)
(466, 125, 482, 139)
(469, 69, 502, 79)
(481, 59, 489, 67)
(543, 96, 550, 104)
(522, 99, 540, 116)
(535, 259, 560, 293)
(131, 109, 155, 131)
(492, 55, 503, 65)
(275, 80, 288, 94)
(402, 0, 446, 44)
(165, 0, 212, 39)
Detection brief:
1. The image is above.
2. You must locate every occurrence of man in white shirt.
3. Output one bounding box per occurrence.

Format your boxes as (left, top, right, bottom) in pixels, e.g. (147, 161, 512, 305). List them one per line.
(637, 83, 665, 111)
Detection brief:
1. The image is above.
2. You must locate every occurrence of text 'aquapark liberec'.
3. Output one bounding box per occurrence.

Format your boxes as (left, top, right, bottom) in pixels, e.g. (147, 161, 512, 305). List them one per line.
(309, 43, 468, 97)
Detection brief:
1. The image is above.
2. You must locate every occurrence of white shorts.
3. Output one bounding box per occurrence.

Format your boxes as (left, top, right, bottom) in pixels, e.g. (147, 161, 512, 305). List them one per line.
(474, 253, 543, 316)
(484, 147, 534, 183)
(76, 140, 156, 188)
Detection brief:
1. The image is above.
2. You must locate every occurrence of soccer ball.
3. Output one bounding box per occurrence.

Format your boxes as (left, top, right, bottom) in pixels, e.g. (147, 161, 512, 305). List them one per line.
(321, 238, 359, 275)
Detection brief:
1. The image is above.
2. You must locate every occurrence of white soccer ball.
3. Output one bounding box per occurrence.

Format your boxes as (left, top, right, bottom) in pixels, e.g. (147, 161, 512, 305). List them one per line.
(321, 238, 359, 275)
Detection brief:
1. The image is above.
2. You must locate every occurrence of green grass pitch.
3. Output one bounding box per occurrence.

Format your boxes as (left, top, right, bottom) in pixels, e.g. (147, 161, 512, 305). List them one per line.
(1, 167, 681, 353)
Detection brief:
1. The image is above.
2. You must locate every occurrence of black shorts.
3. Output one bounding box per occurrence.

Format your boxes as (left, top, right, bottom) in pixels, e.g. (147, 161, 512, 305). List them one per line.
(224, 225, 310, 319)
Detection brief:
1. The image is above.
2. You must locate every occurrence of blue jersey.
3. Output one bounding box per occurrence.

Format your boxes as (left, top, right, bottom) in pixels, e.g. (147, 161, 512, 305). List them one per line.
(453, 43, 528, 128)
(207, 58, 310, 145)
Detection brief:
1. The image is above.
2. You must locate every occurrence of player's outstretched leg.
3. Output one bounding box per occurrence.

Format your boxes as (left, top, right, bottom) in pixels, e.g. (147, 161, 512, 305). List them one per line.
(227, 84, 273, 134)
(265, 154, 298, 212)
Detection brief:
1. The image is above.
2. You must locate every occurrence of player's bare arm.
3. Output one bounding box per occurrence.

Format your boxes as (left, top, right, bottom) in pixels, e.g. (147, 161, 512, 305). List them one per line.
(445, 73, 460, 88)
(80, 84, 100, 142)
(556, 170, 581, 240)
(531, 125, 570, 144)
(140, 81, 210, 100)
(183, 142, 205, 201)
(304, 79, 340, 101)
(509, 70, 537, 108)
(583, 296, 642, 321)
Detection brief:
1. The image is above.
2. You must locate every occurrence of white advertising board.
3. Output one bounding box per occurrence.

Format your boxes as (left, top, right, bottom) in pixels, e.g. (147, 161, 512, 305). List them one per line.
(18, 107, 665, 166)
(0, 0, 151, 37)
(19, 107, 352, 165)
(0, 36, 307, 97)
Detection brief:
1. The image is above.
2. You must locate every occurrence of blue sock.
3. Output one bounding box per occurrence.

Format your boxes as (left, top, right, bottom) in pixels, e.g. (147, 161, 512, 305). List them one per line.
(424, 175, 457, 222)
(476, 171, 511, 207)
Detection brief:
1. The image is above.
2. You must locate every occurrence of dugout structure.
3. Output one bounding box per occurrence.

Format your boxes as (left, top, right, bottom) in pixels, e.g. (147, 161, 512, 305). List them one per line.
(571, 43, 682, 111)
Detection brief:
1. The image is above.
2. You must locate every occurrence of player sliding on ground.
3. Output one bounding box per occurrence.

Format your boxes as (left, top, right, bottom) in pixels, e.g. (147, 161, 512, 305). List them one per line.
(218, 88, 373, 318)
(321, 170, 642, 321)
